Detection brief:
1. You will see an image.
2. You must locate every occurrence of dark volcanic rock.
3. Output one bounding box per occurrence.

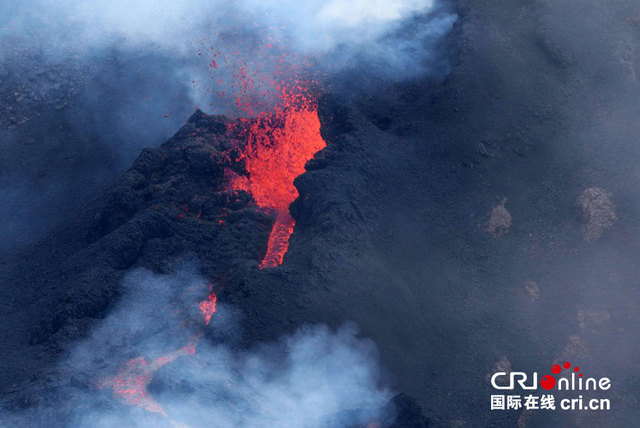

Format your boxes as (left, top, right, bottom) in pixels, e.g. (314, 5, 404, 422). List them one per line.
(4, 1, 640, 427)
(0, 109, 275, 400)
(387, 393, 431, 428)
(0, 95, 433, 424)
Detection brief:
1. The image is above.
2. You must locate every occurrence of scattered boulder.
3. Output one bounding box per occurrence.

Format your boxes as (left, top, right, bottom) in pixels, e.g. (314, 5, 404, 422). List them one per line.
(486, 356, 511, 384)
(564, 335, 588, 357)
(388, 393, 431, 428)
(523, 281, 540, 301)
(485, 198, 512, 237)
(577, 309, 611, 329)
(576, 187, 616, 241)
(517, 410, 534, 428)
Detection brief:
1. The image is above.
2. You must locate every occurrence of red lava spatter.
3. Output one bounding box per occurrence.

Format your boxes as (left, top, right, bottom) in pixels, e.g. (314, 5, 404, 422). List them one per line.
(205, 43, 325, 268)
(227, 83, 326, 268)
(100, 291, 217, 421)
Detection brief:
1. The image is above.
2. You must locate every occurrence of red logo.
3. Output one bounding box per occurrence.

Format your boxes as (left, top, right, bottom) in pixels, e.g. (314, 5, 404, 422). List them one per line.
(540, 361, 582, 390)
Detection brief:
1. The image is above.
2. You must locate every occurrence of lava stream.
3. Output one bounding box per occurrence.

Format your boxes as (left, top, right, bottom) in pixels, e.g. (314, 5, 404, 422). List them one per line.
(100, 291, 217, 421)
(229, 87, 326, 268)
(259, 212, 295, 268)
(99, 341, 197, 417)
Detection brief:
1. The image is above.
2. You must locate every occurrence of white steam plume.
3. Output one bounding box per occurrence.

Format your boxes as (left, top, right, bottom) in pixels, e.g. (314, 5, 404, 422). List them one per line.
(1, 265, 392, 427)
(0, 0, 455, 76)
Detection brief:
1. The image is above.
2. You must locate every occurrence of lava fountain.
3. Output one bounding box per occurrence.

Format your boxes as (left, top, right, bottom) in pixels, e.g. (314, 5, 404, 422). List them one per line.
(100, 45, 325, 422)
(228, 83, 326, 268)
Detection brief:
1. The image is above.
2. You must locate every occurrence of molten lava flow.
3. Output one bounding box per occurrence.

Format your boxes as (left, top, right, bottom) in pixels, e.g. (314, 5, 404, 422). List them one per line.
(101, 291, 217, 421)
(205, 42, 326, 268)
(260, 212, 295, 268)
(229, 86, 326, 268)
(199, 292, 217, 326)
(99, 342, 197, 417)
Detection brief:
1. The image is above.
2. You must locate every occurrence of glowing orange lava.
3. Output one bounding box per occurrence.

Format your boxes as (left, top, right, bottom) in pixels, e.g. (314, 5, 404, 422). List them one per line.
(229, 85, 326, 268)
(205, 41, 325, 268)
(99, 341, 197, 417)
(101, 291, 217, 420)
(199, 292, 217, 326)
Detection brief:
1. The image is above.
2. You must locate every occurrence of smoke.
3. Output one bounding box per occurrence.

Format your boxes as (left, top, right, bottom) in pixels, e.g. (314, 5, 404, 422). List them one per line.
(0, 265, 392, 427)
(0, 0, 454, 73)
(0, 0, 457, 108)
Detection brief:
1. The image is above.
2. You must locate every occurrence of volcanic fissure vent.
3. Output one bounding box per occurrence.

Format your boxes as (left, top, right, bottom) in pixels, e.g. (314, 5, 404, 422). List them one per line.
(227, 85, 326, 268)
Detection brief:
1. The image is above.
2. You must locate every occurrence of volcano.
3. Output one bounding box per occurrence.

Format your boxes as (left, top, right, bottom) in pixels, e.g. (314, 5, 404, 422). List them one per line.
(0, 94, 430, 425)
(3, 0, 640, 426)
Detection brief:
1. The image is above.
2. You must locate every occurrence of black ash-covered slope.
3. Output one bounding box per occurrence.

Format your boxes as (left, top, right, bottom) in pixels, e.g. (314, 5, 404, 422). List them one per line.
(2, 0, 640, 426)
(0, 111, 265, 400)
(0, 95, 431, 425)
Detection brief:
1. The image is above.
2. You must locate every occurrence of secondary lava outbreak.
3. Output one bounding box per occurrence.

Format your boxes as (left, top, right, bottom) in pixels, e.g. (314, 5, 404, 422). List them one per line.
(99, 45, 327, 423)
(98, 286, 216, 424)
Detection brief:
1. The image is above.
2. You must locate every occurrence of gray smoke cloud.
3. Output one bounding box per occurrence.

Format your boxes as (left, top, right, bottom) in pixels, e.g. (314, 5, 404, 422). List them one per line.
(0, 0, 454, 71)
(0, 0, 457, 116)
(0, 265, 392, 427)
